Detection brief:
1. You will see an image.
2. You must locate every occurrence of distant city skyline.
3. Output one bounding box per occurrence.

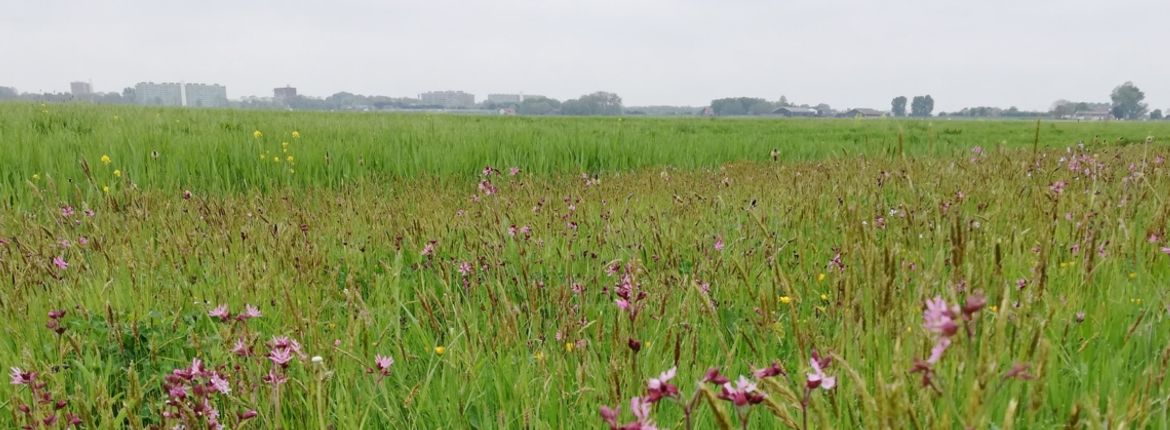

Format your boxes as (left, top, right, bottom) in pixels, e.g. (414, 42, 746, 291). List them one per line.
(2, 0, 1167, 111)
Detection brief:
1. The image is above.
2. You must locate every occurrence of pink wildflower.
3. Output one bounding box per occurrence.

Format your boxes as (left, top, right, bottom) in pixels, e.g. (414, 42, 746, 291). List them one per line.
(713, 237, 725, 252)
(208, 373, 230, 394)
(615, 299, 629, 311)
(61, 206, 75, 217)
(237, 305, 261, 321)
(231, 339, 252, 357)
(719, 376, 765, 407)
(208, 304, 231, 322)
(927, 337, 950, 365)
(10, 367, 35, 386)
(1049, 181, 1066, 195)
(262, 368, 287, 386)
(478, 180, 497, 195)
(370, 355, 394, 380)
(1003, 363, 1034, 380)
(599, 405, 620, 429)
(509, 166, 520, 176)
(268, 348, 293, 367)
(923, 297, 959, 336)
(645, 367, 679, 403)
(806, 351, 835, 390)
(753, 362, 786, 379)
(703, 367, 730, 385)
(53, 256, 68, 270)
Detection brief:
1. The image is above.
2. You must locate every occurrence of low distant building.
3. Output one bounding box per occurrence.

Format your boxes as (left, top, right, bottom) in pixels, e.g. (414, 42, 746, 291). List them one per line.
(420, 91, 476, 108)
(274, 86, 297, 101)
(70, 81, 92, 97)
(487, 94, 523, 104)
(135, 82, 183, 106)
(838, 108, 888, 118)
(184, 83, 227, 108)
(771, 106, 819, 117)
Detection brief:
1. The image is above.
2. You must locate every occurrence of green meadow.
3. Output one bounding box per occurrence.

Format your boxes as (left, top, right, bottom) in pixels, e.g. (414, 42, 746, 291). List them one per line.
(2, 103, 1170, 429)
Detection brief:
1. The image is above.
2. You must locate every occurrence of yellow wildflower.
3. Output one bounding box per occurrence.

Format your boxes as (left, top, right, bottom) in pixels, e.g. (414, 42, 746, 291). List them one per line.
(989, 305, 999, 313)
(291, 131, 300, 139)
(817, 273, 826, 282)
(282, 141, 289, 148)
(779, 296, 793, 304)
(534, 351, 545, 361)
(102, 185, 110, 193)
(273, 157, 280, 163)
(32, 174, 40, 181)
(1128, 272, 1136, 279)
(286, 155, 294, 162)
(253, 130, 263, 139)
(100, 155, 111, 165)
(113, 169, 122, 177)
(564, 342, 574, 352)
(820, 293, 829, 301)
(434, 346, 446, 355)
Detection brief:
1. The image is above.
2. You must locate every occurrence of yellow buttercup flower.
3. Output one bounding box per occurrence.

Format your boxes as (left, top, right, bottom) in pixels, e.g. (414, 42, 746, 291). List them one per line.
(434, 346, 446, 355)
(564, 342, 574, 352)
(273, 157, 280, 163)
(282, 141, 289, 148)
(817, 273, 826, 282)
(113, 169, 122, 177)
(820, 293, 829, 301)
(253, 130, 263, 139)
(102, 185, 110, 193)
(32, 174, 40, 181)
(100, 155, 112, 165)
(291, 131, 300, 139)
(779, 296, 793, 304)
(533, 351, 545, 361)
(286, 155, 294, 162)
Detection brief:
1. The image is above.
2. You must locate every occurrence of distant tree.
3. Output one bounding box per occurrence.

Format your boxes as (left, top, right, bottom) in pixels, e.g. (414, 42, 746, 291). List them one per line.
(1151, 109, 1164, 120)
(748, 100, 776, 115)
(560, 92, 622, 116)
(891, 96, 907, 117)
(93, 92, 126, 104)
(121, 87, 136, 103)
(1110, 81, 1147, 120)
(517, 96, 561, 115)
(710, 97, 769, 116)
(778, 95, 789, 107)
(910, 95, 934, 117)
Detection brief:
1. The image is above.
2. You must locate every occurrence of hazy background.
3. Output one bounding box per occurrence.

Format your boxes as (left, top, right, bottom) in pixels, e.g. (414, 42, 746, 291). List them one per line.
(2, 0, 1166, 111)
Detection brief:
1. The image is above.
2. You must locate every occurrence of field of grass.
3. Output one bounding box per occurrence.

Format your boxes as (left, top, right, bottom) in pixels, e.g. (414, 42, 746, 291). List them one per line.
(2, 102, 1170, 429)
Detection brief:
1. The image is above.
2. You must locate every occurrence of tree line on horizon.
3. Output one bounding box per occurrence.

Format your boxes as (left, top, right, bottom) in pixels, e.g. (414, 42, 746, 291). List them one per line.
(0, 81, 1160, 120)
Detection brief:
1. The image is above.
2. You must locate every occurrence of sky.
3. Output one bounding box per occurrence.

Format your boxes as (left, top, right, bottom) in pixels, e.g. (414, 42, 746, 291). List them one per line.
(2, 0, 1167, 112)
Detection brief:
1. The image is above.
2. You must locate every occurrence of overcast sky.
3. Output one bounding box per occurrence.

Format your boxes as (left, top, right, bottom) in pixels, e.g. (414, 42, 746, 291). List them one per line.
(2, 0, 1166, 112)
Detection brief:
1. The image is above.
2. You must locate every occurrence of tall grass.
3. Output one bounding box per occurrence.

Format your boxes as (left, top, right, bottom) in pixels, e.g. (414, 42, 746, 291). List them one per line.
(1, 103, 1168, 428)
